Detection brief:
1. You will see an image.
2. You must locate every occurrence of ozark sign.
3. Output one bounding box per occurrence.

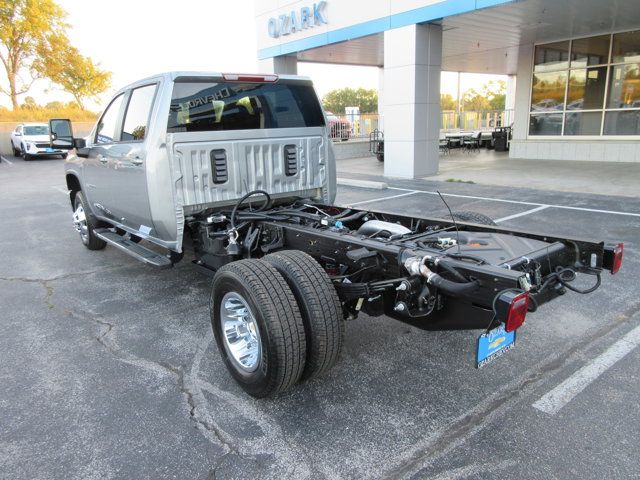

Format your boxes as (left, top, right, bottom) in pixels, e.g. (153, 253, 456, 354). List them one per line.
(267, 2, 328, 38)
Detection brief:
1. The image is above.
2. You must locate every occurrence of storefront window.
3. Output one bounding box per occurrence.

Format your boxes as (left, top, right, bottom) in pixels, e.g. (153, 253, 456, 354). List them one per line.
(530, 31, 640, 136)
(612, 30, 640, 64)
(564, 112, 602, 135)
(607, 64, 640, 108)
(531, 71, 567, 111)
(529, 113, 563, 135)
(566, 67, 607, 110)
(604, 111, 640, 135)
(571, 35, 610, 67)
(534, 41, 570, 72)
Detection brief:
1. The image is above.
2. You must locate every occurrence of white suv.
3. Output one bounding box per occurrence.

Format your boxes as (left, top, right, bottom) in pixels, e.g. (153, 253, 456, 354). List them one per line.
(10, 123, 66, 160)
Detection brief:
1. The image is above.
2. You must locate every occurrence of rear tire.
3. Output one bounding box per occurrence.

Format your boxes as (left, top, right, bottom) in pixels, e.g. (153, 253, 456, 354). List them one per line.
(452, 211, 497, 226)
(73, 191, 107, 250)
(264, 250, 344, 380)
(211, 260, 306, 397)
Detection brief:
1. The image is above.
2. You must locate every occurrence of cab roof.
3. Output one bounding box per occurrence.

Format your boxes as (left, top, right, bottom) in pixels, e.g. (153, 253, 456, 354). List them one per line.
(117, 71, 314, 94)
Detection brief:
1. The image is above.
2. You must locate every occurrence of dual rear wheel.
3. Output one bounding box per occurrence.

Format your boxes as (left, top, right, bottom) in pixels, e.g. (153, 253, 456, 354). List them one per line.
(210, 251, 343, 398)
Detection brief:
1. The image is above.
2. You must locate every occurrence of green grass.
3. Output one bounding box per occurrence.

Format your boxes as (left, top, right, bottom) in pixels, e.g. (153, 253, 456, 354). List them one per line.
(445, 178, 475, 184)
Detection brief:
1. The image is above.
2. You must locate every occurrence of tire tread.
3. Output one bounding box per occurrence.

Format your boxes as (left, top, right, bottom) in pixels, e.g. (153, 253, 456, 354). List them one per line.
(213, 260, 306, 396)
(264, 250, 344, 380)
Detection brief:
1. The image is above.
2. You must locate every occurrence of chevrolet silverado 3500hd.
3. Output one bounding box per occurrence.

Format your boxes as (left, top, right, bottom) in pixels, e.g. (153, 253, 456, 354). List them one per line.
(49, 72, 624, 397)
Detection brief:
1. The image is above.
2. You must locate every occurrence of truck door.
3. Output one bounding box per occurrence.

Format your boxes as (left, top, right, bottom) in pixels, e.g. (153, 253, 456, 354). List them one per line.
(83, 93, 126, 220)
(103, 83, 158, 236)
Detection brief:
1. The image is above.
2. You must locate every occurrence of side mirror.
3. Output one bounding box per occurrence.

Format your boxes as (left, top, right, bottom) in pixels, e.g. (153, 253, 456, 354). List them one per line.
(48, 118, 74, 150)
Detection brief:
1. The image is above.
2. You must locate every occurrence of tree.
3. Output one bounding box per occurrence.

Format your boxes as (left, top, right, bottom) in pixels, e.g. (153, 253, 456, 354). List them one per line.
(462, 88, 491, 111)
(484, 80, 506, 110)
(0, 0, 67, 109)
(21, 95, 36, 109)
(38, 34, 111, 109)
(45, 100, 63, 109)
(461, 79, 507, 111)
(322, 88, 378, 114)
(440, 93, 456, 110)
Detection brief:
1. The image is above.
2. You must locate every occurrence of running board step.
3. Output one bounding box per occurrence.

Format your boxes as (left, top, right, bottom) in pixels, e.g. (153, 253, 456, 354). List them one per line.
(94, 229, 173, 269)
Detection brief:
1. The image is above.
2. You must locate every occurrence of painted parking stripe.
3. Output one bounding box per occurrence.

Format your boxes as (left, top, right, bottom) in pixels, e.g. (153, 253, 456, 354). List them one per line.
(0, 155, 14, 165)
(347, 190, 421, 207)
(532, 325, 640, 415)
(382, 186, 640, 218)
(494, 205, 550, 223)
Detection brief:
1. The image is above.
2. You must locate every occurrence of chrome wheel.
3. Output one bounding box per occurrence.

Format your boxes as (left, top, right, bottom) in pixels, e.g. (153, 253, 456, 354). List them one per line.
(220, 292, 262, 372)
(73, 204, 89, 243)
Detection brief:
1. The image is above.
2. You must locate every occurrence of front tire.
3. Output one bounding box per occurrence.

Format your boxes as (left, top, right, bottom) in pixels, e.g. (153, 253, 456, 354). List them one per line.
(73, 191, 107, 250)
(211, 260, 306, 397)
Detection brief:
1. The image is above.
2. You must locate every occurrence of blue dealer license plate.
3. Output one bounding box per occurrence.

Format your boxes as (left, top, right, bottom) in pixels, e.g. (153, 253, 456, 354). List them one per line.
(476, 325, 516, 368)
(45, 147, 54, 152)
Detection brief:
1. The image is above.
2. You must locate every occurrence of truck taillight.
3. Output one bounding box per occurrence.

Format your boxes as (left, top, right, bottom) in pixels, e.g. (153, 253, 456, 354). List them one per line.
(603, 242, 624, 274)
(505, 292, 529, 332)
(611, 243, 624, 274)
(496, 291, 530, 332)
(222, 73, 279, 83)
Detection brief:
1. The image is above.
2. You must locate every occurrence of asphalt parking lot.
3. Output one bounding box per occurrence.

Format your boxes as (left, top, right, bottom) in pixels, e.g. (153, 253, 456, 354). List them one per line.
(1, 153, 639, 480)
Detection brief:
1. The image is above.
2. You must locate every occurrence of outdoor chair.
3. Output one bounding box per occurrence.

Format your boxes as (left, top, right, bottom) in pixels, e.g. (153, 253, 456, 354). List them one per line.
(438, 137, 450, 155)
(462, 131, 481, 153)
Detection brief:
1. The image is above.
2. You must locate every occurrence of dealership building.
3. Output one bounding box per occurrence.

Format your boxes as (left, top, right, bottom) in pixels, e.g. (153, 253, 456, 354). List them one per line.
(255, 0, 640, 178)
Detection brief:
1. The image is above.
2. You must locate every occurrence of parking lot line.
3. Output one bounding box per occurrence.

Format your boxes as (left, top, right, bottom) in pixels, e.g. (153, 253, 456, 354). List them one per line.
(384, 186, 640, 218)
(1, 155, 14, 166)
(347, 190, 420, 206)
(494, 205, 550, 223)
(532, 324, 640, 415)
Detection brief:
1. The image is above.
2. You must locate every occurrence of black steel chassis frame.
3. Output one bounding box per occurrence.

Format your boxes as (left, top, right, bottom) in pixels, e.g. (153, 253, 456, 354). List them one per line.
(194, 203, 611, 331)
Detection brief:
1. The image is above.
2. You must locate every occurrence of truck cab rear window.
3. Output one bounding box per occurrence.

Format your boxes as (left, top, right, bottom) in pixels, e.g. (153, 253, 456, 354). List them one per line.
(167, 80, 325, 132)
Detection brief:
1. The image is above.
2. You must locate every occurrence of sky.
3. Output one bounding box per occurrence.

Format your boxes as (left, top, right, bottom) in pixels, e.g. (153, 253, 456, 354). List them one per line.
(0, 0, 504, 110)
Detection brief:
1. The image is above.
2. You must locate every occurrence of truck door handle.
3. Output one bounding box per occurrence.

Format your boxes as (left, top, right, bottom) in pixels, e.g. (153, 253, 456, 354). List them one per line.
(98, 155, 108, 164)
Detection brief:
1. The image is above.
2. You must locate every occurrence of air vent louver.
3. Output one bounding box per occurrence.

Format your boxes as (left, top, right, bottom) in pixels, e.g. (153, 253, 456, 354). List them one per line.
(210, 149, 228, 184)
(284, 144, 297, 176)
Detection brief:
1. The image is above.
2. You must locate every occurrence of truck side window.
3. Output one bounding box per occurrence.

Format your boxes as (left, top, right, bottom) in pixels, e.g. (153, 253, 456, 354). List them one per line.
(96, 94, 125, 144)
(121, 84, 157, 141)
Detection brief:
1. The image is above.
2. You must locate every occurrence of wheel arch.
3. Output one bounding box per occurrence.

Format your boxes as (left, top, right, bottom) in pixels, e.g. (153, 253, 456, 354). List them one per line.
(66, 173, 82, 208)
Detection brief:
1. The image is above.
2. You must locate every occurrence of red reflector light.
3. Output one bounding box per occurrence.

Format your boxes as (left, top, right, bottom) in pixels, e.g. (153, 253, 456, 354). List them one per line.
(505, 292, 529, 332)
(611, 243, 624, 274)
(222, 73, 279, 83)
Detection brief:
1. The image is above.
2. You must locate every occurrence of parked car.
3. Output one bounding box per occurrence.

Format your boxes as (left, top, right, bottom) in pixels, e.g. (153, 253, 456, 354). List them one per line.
(326, 112, 351, 141)
(10, 123, 67, 160)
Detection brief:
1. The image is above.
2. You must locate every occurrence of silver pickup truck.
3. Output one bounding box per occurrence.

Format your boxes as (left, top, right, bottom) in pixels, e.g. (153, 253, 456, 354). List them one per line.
(50, 71, 623, 398)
